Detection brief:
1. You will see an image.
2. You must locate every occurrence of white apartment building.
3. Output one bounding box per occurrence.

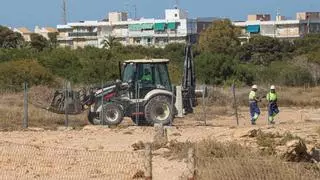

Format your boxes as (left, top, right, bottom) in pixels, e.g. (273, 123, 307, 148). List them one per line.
(233, 12, 320, 40)
(57, 8, 198, 49)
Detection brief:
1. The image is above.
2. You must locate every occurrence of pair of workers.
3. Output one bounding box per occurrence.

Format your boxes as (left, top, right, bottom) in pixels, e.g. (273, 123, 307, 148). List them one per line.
(249, 85, 279, 125)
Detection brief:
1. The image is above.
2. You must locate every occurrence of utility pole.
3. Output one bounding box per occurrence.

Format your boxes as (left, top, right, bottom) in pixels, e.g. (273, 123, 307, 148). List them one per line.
(62, 0, 68, 25)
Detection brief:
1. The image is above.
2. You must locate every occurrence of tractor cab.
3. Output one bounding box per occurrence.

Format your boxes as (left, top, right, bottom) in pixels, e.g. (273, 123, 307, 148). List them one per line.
(121, 59, 172, 98)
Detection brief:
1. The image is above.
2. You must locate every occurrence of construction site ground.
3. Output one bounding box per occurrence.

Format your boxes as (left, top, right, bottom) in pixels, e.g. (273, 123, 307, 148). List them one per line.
(0, 106, 319, 179)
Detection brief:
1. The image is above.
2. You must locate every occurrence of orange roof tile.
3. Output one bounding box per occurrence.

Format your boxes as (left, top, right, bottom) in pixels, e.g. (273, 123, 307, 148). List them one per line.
(17, 27, 32, 34)
(44, 27, 58, 33)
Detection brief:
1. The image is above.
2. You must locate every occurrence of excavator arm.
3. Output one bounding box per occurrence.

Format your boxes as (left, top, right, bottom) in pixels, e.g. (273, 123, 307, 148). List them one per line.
(182, 44, 197, 114)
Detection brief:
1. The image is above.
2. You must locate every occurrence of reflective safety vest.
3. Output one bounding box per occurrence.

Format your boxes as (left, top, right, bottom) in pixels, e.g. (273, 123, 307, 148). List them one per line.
(267, 92, 277, 102)
(249, 90, 256, 101)
(141, 74, 152, 81)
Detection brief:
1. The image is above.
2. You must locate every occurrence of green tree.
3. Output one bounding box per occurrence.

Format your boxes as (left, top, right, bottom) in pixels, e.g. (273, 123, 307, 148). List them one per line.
(238, 35, 283, 65)
(37, 48, 82, 82)
(196, 52, 235, 84)
(294, 33, 320, 54)
(30, 33, 48, 51)
(48, 32, 58, 48)
(77, 46, 117, 84)
(0, 26, 24, 48)
(198, 19, 240, 55)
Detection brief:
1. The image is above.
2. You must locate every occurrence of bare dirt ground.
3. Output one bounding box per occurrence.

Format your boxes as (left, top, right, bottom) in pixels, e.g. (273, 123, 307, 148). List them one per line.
(0, 106, 319, 179)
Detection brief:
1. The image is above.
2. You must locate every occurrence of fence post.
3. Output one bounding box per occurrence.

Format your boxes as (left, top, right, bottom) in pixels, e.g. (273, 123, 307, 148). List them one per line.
(23, 81, 28, 129)
(135, 81, 140, 125)
(187, 148, 195, 180)
(101, 81, 105, 125)
(170, 87, 174, 126)
(232, 82, 239, 126)
(144, 143, 152, 180)
(267, 84, 270, 125)
(202, 85, 207, 126)
(64, 81, 69, 127)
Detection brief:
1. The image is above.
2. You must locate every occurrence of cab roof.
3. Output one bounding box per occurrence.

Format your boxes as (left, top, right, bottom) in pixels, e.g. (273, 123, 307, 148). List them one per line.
(124, 59, 169, 64)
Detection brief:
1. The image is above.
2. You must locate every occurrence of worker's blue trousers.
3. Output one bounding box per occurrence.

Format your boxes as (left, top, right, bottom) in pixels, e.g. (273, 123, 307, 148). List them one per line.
(268, 102, 279, 121)
(249, 102, 260, 122)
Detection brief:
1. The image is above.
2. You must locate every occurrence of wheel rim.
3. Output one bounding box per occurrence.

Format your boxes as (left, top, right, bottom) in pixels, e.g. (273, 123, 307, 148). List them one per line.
(154, 103, 170, 121)
(105, 109, 119, 122)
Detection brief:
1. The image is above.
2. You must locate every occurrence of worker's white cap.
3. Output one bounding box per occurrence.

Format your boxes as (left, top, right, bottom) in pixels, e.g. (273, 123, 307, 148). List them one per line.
(252, 85, 258, 89)
(270, 85, 276, 90)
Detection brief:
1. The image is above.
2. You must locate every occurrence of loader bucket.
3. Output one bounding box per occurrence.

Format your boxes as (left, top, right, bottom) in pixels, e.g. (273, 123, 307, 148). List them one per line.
(49, 89, 83, 115)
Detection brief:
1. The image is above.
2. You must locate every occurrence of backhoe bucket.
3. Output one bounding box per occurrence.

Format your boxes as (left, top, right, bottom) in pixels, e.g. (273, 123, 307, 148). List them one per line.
(49, 89, 83, 115)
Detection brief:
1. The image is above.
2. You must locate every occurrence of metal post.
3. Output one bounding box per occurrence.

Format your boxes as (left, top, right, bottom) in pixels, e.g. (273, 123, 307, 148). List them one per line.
(267, 85, 270, 125)
(64, 81, 69, 127)
(101, 81, 105, 125)
(137, 82, 140, 125)
(232, 82, 239, 126)
(144, 143, 152, 180)
(170, 87, 174, 126)
(23, 81, 28, 129)
(202, 85, 207, 126)
(135, 81, 139, 125)
(187, 148, 195, 180)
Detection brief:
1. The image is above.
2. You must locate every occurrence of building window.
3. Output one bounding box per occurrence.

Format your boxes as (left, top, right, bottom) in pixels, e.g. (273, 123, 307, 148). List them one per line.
(174, 13, 178, 17)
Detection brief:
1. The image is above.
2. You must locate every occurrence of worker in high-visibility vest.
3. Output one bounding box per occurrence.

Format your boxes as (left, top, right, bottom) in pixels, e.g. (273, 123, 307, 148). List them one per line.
(249, 85, 261, 125)
(141, 69, 152, 82)
(266, 85, 279, 124)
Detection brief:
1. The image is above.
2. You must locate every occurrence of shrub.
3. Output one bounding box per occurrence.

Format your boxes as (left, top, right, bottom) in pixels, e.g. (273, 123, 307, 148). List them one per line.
(0, 59, 54, 90)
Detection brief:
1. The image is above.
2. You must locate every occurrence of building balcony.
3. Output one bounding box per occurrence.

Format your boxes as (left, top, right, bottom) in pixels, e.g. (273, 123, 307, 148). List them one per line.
(69, 32, 98, 37)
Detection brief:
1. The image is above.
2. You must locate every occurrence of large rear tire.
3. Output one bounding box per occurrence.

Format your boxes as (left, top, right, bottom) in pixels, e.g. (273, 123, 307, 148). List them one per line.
(144, 96, 173, 125)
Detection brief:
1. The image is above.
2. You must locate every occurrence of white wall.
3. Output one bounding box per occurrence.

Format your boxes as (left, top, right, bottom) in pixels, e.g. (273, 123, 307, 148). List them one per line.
(165, 9, 188, 20)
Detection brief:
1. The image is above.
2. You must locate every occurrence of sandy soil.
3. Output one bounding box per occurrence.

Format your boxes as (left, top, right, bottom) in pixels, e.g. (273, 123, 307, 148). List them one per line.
(0, 107, 319, 179)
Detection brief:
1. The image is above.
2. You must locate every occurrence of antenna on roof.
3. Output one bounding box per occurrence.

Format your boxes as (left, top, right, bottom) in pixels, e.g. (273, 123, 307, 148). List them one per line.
(124, 0, 132, 17)
(276, 8, 280, 17)
(62, 0, 68, 24)
(174, 0, 180, 9)
(133, 4, 137, 19)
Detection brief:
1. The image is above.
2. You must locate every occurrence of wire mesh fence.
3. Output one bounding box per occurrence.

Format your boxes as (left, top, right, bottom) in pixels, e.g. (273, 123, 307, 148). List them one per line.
(0, 81, 88, 131)
(0, 141, 146, 180)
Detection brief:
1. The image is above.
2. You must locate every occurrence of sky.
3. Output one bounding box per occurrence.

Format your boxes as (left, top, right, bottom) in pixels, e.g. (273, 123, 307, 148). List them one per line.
(1, 0, 320, 29)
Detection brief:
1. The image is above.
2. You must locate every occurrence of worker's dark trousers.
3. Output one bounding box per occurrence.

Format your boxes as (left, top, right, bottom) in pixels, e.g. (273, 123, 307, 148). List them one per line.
(268, 102, 279, 119)
(249, 101, 260, 122)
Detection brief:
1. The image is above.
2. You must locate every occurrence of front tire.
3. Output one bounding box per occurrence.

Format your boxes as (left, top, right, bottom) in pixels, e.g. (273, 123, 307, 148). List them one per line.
(144, 96, 173, 125)
(100, 103, 124, 125)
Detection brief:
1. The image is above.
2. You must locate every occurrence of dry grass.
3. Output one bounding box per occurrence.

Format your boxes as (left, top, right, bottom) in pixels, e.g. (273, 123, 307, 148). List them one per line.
(317, 127, 320, 136)
(166, 139, 320, 180)
(197, 157, 320, 180)
(279, 132, 304, 145)
(0, 90, 87, 131)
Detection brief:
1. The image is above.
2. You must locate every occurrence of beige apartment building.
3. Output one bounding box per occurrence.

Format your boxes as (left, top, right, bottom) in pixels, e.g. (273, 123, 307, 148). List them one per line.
(34, 26, 58, 40)
(234, 12, 320, 40)
(13, 27, 33, 41)
(13, 27, 58, 42)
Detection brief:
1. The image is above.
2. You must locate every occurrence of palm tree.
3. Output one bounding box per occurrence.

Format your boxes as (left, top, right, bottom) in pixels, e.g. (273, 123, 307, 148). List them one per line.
(101, 35, 120, 49)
